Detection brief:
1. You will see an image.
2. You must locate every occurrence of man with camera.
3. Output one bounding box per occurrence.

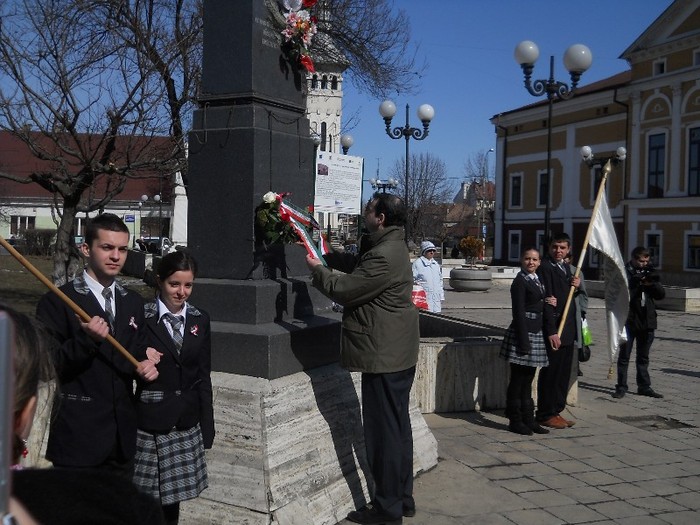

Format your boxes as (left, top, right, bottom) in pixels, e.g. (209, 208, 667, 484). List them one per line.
(613, 246, 666, 399)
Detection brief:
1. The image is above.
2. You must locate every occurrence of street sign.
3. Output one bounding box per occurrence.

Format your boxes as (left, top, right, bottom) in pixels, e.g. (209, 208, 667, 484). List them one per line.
(482, 224, 487, 235)
(124, 214, 135, 223)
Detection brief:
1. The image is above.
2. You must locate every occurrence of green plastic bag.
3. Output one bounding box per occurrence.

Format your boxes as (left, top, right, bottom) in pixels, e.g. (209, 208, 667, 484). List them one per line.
(581, 318, 593, 346)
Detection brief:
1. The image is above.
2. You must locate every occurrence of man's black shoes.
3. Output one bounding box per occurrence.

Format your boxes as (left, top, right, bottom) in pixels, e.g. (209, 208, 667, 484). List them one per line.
(347, 505, 402, 525)
(612, 388, 626, 399)
(403, 506, 416, 518)
(638, 388, 664, 398)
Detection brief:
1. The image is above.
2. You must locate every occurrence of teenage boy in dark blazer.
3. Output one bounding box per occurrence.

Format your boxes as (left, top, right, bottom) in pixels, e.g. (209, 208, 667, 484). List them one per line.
(36, 213, 158, 477)
(536, 233, 581, 429)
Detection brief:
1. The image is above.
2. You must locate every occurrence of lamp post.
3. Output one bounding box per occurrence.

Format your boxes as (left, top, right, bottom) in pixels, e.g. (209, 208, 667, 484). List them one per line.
(580, 145, 627, 171)
(138, 201, 143, 237)
(514, 40, 592, 248)
(140, 193, 161, 248)
(369, 177, 399, 194)
(379, 100, 434, 244)
(340, 134, 354, 155)
(478, 148, 495, 260)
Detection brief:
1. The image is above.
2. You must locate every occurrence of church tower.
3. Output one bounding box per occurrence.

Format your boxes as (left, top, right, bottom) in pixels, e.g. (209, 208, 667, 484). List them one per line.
(304, 29, 352, 237)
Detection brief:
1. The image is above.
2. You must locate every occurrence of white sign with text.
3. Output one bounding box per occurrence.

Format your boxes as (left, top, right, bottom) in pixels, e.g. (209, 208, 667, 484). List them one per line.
(313, 152, 364, 214)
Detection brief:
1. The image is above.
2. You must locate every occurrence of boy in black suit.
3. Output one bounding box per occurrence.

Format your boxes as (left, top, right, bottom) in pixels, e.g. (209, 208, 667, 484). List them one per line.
(535, 233, 581, 429)
(36, 213, 158, 477)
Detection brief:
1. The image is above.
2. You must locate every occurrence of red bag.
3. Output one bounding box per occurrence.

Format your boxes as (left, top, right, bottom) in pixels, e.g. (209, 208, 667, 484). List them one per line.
(412, 284, 429, 310)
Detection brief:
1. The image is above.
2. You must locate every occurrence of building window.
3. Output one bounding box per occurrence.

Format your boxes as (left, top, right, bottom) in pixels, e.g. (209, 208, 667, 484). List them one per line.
(321, 75, 328, 89)
(590, 165, 609, 204)
(311, 75, 318, 89)
(687, 234, 700, 270)
(510, 174, 522, 208)
(10, 215, 35, 236)
(331, 76, 338, 90)
(689, 127, 700, 196)
(647, 133, 665, 198)
(537, 170, 548, 207)
(653, 59, 666, 76)
(588, 246, 601, 268)
(320, 122, 327, 151)
(645, 232, 661, 268)
(508, 231, 521, 261)
(695, 50, 700, 67)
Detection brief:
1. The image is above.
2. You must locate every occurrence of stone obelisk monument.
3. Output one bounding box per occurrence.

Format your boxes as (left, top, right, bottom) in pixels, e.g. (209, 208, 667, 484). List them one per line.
(182, 2, 437, 523)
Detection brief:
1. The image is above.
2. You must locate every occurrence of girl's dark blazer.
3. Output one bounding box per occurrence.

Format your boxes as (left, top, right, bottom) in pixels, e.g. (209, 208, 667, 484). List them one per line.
(510, 272, 545, 353)
(136, 302, 215, 448)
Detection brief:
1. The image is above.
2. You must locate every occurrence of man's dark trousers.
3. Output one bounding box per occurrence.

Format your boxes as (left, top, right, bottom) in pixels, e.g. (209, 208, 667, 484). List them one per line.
(361, 367, 415, 519)
(617, 328, 654, 392)
(537, 343, 574, 420)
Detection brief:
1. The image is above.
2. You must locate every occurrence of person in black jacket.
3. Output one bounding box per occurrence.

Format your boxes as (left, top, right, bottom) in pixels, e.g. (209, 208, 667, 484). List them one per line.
(535, 233, 581, 429)
(133, 251, 214, 525)
(499, 248, 550, 436)
(35, 214, 159, 477)
(612, 246, 666, 399)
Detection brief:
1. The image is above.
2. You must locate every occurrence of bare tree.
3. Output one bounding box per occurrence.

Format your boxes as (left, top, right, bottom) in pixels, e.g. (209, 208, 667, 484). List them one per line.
(388, 152, 452, 245)
(461, 149, 496, 250)
(314, 0, 424, 98)
(0, 0, 200, 284)
(462, 149, 494, 189)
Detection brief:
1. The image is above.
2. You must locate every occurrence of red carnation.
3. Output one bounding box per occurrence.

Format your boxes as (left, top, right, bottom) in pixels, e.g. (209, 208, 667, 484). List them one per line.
(303, 0, 318, 8)
(300, 54, 315, 73)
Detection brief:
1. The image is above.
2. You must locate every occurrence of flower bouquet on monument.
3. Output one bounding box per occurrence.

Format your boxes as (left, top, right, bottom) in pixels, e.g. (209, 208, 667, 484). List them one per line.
(255, 191, 326, 266)
(280, 0, 319, 72)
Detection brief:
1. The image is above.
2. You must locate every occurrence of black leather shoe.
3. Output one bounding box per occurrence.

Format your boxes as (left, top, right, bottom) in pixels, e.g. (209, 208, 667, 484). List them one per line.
(403, 505, 416, 518)
(638, 388, 663, 398)
(612, 388, 626, 399)
(347, 505, 402, 525)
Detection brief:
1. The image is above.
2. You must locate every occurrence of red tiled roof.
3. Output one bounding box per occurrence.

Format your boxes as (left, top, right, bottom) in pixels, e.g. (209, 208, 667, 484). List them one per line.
(0, 131, 175, 202)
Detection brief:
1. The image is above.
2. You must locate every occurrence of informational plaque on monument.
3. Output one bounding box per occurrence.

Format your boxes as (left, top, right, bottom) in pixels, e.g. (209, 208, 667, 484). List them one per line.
(313, 152, 364, 214)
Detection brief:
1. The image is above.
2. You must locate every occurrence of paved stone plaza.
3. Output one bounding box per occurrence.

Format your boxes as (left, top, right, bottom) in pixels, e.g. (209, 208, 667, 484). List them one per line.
(339, 282, 700, 524)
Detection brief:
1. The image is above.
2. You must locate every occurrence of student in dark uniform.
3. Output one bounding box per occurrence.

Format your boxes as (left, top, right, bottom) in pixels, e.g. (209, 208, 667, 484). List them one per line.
(133, 251, 215, 525)
(35, 213, 159, 477)
(535, 233, 581, 429)
(500, 248, 550, 435)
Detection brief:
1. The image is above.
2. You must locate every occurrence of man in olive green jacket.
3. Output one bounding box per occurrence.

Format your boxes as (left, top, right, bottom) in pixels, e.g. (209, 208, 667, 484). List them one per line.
(307, 193, 419, 525)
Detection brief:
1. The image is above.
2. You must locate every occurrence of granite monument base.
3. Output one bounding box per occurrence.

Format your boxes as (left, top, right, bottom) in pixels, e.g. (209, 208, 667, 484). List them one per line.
(180, 365, 439, 525)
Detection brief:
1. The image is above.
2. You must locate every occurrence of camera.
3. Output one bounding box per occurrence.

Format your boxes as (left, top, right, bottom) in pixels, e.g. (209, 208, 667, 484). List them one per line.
(632, 266, 659, 283)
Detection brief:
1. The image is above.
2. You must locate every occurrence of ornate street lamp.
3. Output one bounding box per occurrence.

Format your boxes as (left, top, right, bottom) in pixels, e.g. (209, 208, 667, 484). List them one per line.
(369, 177, 399, 194)
(580, 145, 627, 168)
(340, 133, 354, 154)
(515, 40, 592, 247)
(379, 100, 434, 243)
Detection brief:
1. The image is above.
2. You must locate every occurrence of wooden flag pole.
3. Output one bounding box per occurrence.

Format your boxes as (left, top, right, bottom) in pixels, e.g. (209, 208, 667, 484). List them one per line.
(0, 237, 140, 368)
(556, 159, 613, 338)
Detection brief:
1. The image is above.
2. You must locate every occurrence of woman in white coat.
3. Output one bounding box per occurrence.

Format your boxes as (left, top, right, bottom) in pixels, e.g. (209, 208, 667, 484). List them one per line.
(412, 241, 445, 312)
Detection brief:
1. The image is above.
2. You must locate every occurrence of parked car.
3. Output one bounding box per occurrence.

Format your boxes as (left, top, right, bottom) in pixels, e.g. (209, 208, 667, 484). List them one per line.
(138, 237, 173, 255)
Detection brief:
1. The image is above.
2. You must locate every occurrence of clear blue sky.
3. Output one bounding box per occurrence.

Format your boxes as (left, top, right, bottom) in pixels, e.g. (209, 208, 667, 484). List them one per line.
(342, 0, 674, 199)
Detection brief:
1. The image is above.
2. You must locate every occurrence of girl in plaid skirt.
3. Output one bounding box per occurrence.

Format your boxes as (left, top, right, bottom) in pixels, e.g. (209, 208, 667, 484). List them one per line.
(500, 248, 551, 435)
(134, 252, 215, 524)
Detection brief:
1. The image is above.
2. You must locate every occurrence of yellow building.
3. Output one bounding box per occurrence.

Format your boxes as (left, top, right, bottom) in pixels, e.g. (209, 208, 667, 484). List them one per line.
(491, 0, 700, 286)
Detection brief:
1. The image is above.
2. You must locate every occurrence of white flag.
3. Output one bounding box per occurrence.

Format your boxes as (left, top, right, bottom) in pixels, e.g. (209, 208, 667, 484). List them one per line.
(588, 194, 629, 365)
